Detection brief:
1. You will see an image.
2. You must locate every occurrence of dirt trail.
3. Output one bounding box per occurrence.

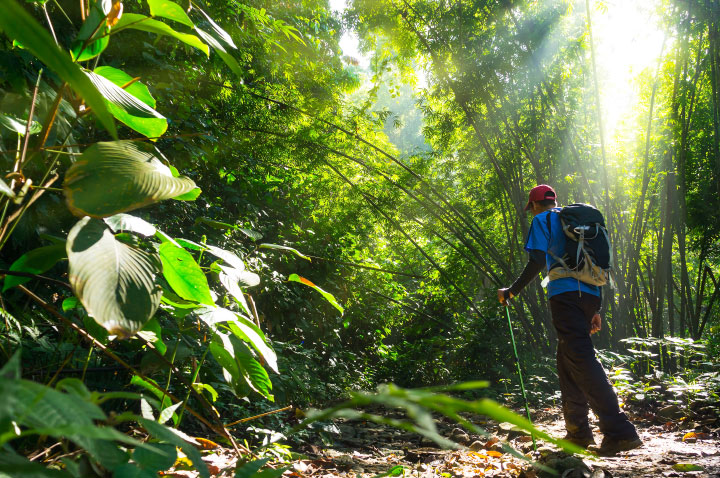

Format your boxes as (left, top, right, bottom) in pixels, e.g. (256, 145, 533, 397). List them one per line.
(285, 407, 720, 478)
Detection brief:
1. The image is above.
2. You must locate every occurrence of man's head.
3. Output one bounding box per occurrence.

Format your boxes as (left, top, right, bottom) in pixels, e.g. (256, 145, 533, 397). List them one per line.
(524, 184, 557, 216)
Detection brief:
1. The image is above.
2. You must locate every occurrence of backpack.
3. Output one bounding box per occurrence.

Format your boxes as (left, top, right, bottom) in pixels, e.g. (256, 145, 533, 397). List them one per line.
(545, 203, 612, 287)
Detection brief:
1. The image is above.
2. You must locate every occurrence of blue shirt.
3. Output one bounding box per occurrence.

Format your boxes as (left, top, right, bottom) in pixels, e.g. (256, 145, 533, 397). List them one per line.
(524, 209, 600, 298)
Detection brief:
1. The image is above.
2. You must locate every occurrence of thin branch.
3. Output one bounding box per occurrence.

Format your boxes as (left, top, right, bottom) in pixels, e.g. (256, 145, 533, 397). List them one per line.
(16, 284, 246, 454)
(0, 270, 71, 290)
(225, 406, 292, 428)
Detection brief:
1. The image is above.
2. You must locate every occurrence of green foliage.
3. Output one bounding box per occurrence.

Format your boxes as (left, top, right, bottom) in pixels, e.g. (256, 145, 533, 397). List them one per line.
(1, 0, 719, 474)
(288, 273, 344, 314)
(63, 141, 196, 217)
(67, 217, 163, 337)
(0, 0, 116, 136)
(159, 241, 213, 305)
(2, 243, 65, 291)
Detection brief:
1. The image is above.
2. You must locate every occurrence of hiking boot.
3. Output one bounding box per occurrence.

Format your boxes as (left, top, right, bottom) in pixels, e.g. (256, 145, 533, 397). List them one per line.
(562, 433, 595, 449)
(591, 436, 643, 456)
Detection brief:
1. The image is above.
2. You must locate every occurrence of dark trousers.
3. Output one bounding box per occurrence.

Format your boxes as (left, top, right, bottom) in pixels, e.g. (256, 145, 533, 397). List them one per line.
(549, 291, 638, 440)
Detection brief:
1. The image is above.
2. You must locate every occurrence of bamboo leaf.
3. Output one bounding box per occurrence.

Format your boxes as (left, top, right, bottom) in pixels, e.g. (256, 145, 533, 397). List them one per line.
(66, 217, 162, 338)
(63, 141, 196, 217)
(195, 27, 243, 78)
(0, 0, 117, 137)
(288, 274, 344, 314)
(259, 243, 311, 261)
(115, 14, 209, 56)
(195, 7, 236, 49)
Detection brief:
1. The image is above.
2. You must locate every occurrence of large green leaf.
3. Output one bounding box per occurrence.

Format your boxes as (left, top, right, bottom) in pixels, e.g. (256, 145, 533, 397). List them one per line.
(2, 244, 66, 292)
(95, 66, 157, 107)
(87, 70, 167, 137)
(288, 274, 344, 314)
(148, 0, 194, 27)
(232, 338, 273, 400)
(104, 213, 157, 237)
(63, 141, 196, 217)
(218, 267, 252, 316)
(228, 316, 277, 373)
(158, 242, 213, 305)
(0, 379, 134, 468)
(209, 334, 271, 400)
(66, 217, 162, 338)
(113, 463, 159, 478)
(218, 264, 260, 288)
(71, 0, 112, 61)
(234, 459, 270, 478)
(0, 0, 117, 137)
(132, 442, 176, 472)
(197, 307, 277, 373)
(206, 245, 245, 270)
(115, 14, 209, 56)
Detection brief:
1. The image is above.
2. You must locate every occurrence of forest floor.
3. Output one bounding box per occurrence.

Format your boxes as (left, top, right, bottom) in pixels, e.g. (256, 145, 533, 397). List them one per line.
(165, 403, 720, 478)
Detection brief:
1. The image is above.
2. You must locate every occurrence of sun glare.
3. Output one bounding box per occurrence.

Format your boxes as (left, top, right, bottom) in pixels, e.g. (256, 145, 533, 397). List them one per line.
(590, 0, 666, 143)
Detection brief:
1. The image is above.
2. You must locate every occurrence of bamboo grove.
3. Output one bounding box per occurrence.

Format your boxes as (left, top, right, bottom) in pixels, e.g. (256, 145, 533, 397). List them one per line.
(0, 0, 718, 459)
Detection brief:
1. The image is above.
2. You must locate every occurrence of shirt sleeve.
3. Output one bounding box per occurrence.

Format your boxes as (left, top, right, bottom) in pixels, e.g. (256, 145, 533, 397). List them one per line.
(508, 253, 545, 296)
(524, 213, 551, 253)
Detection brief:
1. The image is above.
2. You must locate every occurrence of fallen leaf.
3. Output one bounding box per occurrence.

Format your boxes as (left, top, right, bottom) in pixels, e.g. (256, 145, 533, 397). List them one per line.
(672, 463, 703, 472)
(194, 437, 220, 449)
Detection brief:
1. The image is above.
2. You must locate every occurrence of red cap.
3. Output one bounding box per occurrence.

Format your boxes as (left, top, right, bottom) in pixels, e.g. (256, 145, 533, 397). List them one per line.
(524, 184, 556, 210)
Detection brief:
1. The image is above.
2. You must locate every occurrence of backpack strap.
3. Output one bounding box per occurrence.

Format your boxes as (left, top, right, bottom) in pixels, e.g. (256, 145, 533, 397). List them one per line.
(545, 209, 574, 271)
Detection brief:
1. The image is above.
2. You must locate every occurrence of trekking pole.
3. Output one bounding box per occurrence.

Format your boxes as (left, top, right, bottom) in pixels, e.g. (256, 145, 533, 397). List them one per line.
(504, 303, 537, 450)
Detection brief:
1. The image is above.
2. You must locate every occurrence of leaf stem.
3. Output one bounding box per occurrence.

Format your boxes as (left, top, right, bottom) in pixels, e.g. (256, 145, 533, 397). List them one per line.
(225, 405, 292, 428)
(16, 283, 242, 452)
(17, 69, 43, 173)
(43, 4, 58, 45)
(175, 346, 210, 428)
(0, 115, 77, 251)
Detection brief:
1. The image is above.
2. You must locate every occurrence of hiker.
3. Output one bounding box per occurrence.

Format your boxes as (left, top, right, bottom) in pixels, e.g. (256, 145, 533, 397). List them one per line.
(497, 184, 642, 456)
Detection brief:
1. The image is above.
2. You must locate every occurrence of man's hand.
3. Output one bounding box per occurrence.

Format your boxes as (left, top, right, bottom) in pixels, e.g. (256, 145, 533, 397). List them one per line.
(498, 288, 513, 305)
(590, 313, 602, 335)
